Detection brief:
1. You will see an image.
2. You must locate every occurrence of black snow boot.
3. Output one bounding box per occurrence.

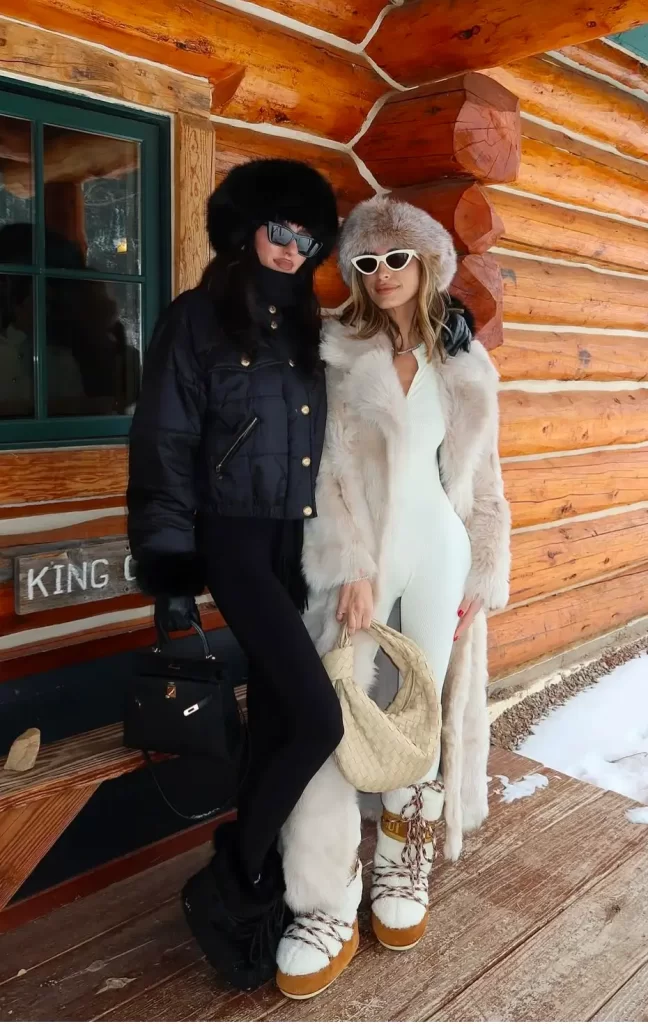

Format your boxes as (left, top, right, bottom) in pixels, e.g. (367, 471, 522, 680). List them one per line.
(181, 821, 292, 991)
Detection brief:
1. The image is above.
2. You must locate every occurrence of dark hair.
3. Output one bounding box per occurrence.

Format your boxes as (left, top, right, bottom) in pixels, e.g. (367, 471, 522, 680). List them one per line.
(199, 243, 322, 373)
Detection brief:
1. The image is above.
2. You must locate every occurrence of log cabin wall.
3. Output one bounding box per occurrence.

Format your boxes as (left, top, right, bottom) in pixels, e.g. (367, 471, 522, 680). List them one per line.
(0, 2, 646, 899)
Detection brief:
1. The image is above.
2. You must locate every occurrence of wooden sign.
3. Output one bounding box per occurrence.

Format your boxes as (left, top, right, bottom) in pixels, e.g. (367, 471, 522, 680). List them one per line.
(14, 539, 138, 615)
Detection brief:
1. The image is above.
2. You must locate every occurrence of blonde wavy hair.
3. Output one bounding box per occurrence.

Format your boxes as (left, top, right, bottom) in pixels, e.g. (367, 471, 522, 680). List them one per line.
(339, 251, 447, 360)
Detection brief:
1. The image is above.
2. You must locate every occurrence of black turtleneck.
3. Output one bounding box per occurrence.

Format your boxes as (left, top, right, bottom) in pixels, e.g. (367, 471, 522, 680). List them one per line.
(254, 262, 299, 309)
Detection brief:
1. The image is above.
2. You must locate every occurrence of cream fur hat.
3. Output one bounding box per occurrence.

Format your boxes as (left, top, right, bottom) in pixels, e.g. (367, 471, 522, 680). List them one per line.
(338, 195, 457, 290)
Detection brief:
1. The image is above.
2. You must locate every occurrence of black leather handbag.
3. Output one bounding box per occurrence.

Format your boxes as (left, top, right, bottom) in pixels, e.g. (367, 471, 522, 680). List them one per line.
(124, 621, 245, 820)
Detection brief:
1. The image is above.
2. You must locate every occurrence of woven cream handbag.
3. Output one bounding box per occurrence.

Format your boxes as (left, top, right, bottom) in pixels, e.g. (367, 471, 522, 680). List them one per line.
(322, 620, 441, 793)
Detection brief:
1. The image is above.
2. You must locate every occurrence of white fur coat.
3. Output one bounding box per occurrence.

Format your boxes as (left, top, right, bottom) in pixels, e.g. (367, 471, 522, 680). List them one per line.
(281, 319, 511, 914)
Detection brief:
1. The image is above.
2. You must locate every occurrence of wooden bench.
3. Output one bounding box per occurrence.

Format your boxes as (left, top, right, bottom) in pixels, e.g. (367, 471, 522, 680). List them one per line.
(0, 724, 165, 909)
(0, 685, 246, 911)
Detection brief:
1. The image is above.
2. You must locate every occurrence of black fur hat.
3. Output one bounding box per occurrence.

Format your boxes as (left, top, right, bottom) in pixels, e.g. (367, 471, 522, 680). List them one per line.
(207, 158, 339, 267)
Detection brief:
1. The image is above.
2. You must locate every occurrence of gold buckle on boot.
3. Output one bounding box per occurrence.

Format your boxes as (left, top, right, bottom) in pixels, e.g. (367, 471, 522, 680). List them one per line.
(380, 808, 438, 844)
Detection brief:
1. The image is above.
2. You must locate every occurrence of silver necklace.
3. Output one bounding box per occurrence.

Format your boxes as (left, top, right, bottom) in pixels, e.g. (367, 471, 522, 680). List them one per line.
(393, 342, 422, 357)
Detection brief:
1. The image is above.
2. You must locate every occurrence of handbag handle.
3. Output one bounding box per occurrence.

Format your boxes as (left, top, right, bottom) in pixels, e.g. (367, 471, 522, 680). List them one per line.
(335, 619, 439, 692)
(153, 619, 214, 661)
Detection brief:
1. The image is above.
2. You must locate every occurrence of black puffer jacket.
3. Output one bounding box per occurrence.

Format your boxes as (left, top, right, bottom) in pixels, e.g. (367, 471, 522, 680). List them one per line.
(127, 286, 326, 596)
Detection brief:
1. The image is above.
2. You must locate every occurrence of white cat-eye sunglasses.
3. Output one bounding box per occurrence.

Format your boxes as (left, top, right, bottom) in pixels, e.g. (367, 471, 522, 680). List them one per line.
(350, 249, 419, 276)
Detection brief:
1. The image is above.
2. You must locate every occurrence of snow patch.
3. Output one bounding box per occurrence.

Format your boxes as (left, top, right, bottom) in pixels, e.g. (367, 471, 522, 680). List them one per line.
(497, 773, 549, 803)
(519, 652, 648, 815)
(627, 806, 648, 824)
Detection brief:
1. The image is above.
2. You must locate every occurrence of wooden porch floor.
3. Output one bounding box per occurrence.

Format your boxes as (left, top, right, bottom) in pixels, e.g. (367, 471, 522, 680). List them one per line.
(1, 747, 648, 1022)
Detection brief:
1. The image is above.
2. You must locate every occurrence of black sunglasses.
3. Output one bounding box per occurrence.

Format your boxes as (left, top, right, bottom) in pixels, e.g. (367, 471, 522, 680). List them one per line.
(266, 221, 322, 259)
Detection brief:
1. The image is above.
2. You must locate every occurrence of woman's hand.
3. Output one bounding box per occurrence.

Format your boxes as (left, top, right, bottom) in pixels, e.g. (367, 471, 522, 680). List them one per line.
(455, 596, 484, 641)
(337, 579, 374, 635)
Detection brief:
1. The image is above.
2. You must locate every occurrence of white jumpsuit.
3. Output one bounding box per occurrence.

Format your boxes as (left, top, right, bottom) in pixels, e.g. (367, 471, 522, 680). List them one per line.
(375, 345, 472, 803)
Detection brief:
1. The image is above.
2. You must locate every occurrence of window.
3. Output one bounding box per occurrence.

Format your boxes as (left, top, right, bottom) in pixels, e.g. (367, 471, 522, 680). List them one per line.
(0, 82, 170, 447)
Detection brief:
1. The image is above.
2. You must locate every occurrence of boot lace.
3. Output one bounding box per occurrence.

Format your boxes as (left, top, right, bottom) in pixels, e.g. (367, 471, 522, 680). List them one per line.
(372, 779, 443, 906)
(282, 911, 352, 959)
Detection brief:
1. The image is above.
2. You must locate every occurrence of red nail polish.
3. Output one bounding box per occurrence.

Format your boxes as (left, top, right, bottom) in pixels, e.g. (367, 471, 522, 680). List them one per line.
(457, 609, 464, 618)
(453, 633, 458, 641)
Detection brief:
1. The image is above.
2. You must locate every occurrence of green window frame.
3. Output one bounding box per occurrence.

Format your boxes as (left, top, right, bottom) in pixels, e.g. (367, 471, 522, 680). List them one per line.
(0, 80, 171, 449)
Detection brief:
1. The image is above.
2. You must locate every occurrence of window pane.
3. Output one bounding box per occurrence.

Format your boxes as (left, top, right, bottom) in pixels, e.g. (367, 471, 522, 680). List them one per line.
(46, 278, 141, 418)
(43, 125, 140, 275)
(0, 274, 34, 419)
(0, 115, 34, 265)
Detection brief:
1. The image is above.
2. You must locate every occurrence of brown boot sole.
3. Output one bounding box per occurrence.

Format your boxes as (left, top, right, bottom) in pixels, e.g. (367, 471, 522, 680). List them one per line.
(371, 910, 428, 951)
(276, 919, 360, 1000)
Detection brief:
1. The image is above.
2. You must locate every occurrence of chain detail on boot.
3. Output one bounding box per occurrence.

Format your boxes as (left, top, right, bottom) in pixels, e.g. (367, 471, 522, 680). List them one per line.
(372, 780, 443, 906)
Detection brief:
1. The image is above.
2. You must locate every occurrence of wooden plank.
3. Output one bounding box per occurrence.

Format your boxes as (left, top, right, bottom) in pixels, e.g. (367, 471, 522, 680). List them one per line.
(0, 514, 127, 555)
(0, 786, 97, 909)
(365, 0, 647, 87)
(0, 605, 225, 683)
(499, 253, 648, 331)
(394, 182, 504, 256)
(510, 508, 648, 604)
(0, 585, 151, 641)
(515, 132, 648, 224)
(493, 329, 648, 383)
(0, 0, 384, 144)
(263, 787, 645, 1020)
(13, 538, 135, 615)
(213, 122, 374, 216)
(175, 115, 214, 295)
(486, 55, 648, 161)
(593, 960, 648, 1021)
(0, 448, 127, 507)
(0, 16, 211, 116)
(355, 73, 520, 189)
(452, 253, 504, 350)
(560, 38, 648, 93)
(0, 496, 125, 522)
(488, 564, 648, 678)
(499, 389, 648, 457)
(489, 187, 648, 275)
(433, 844, 648, 1021)
(503, 448, 648, 529)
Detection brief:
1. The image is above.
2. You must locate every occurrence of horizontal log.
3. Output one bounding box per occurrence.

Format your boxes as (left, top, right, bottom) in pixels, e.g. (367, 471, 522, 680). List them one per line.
(0, 605, 225, 683)
(510, 508, 648, 604)
(521, 116, 648, 185)
(0, 449, 127, 507)
(213, 123, 374, 216)
(499, 253, 648, 331)
(488, 189, 648, 276)
(0, 496, 125, 522)
(560, 39, 648, 94)
(499, 389, 648, 457)
(492, 329, 648, 383)
(0, 514, 126, 555)
(486, 56, 648, 162)
(0, 586, 149, 639)
(451, 254, 503, 350)
(316, 262, 348, 310)
(250, 0, 385, 43)
(489, 563, 648, 678)
(0, 17, 211, 116)
(354, 74, 520, 188)
(515, 134, 648, 225)
(393, 182, 504, 255)
(0, 0, 384, 143)
(366, 0, 647, 87)
(503, 448, 648, 528)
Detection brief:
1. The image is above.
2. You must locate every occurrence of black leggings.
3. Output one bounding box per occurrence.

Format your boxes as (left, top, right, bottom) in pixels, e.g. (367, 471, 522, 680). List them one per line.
(204, 517, 343, 884)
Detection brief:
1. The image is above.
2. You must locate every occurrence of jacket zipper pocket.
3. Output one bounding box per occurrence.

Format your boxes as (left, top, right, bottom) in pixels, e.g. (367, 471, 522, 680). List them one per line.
(215, 415, 259, 476)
